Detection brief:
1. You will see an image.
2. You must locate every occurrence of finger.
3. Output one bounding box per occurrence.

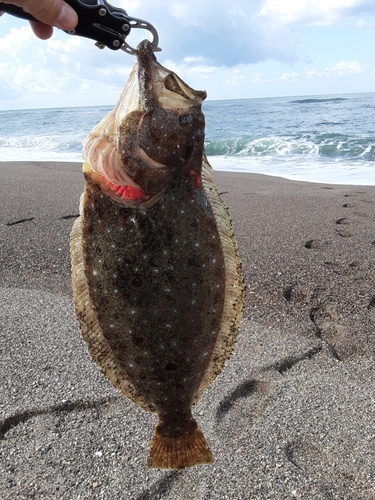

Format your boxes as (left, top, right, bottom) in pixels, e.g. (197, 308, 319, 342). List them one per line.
(16, 0, 78, 30)
(55, 2, 78, 30)
(29, 20, 54, 40)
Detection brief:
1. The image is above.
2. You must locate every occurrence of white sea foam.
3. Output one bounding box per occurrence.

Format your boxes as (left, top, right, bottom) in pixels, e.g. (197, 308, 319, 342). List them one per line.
(0, 146, 82, 162)
(1, 94, 375, 185)
(210, 155, 375, 186)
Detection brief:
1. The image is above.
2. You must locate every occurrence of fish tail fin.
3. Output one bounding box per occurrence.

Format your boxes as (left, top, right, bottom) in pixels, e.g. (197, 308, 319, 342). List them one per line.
(147, 417, 213, 470)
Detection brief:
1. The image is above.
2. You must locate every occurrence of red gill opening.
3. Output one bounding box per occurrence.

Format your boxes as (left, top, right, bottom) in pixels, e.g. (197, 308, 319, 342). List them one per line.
(105, 179, 148, 201)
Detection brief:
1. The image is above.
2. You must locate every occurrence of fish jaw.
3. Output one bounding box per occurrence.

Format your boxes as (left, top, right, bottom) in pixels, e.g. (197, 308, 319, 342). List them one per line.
(82, 40, 207, 208)
(81, 163, 159, 210)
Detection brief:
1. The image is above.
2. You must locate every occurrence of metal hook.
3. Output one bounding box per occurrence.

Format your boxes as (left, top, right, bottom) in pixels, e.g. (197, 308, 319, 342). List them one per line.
(121, 17, 161, 55)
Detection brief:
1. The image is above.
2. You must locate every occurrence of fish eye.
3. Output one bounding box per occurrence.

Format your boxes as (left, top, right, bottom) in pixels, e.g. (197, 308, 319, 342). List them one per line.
(164, 73, 188, 99)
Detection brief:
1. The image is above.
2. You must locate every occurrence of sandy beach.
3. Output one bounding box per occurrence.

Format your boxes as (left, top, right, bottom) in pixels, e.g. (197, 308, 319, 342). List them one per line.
(1, 161, 374, 499)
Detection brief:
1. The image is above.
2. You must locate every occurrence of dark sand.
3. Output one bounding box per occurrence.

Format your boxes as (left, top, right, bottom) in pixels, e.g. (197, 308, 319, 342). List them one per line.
(1, 161, 374, 499)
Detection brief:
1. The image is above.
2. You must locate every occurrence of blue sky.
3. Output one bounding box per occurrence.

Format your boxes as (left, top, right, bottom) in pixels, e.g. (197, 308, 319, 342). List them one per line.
(0, 0, 375, 109)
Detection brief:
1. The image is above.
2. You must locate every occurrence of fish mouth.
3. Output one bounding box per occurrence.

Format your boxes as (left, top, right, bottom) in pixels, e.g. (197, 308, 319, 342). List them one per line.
(82, 40, 206, 208)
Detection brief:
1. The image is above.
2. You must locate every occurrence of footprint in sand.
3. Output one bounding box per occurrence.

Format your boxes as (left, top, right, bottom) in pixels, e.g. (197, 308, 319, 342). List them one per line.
(304, 239, 325, 249)
(215, 379, 271, 427)
(284, 438, 333, 471)
(336, 217, 350, 225)
(309, 304, 344, 360)
(338, 193, 372, 233)
(324, 260, 363, 276)
(336, 229, 354, 238)
(335, 213, 354, 237)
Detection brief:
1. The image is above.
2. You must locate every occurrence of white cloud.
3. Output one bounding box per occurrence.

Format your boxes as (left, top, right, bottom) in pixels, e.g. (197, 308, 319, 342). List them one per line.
(261, 0, 375, 25)
(3, 1, 375, 69)
(0, 60, 66, 95)
(0, 26, 31, 57)
(1, 0, 375, 106)
(47, 36, 82, 52)
(147, 0, 375, 67)
(0, 20, 134, 105)
(331, 60, 363, 76)
(142, 0, 375, 66)
(169, 3, 198, 26)
(306, 60, 364, 78)
(183, 56, 207, 64)
(356, 19, 375, 28)
(225, 68, 246, 87)
(279, 72, 300, 82)
(250, 73, 265, 84)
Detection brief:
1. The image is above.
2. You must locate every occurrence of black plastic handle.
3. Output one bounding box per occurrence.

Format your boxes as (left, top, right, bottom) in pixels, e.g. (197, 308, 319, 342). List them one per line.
(0, 2, 35, 20)
(0, 0, 131, 50)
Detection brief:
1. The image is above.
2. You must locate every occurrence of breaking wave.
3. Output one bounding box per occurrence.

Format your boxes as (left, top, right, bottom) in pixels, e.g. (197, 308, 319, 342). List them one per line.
(205, 133, 375, 161)
(290, 97, 348, 104)
(1, 94, 375, 184)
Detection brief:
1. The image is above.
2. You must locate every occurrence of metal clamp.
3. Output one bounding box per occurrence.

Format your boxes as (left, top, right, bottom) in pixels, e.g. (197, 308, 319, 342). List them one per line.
(0, 0, 161, 54)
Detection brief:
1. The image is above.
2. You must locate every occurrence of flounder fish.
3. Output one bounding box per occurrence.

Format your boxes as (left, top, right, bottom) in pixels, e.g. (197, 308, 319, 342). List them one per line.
(70, 40, 244, 470)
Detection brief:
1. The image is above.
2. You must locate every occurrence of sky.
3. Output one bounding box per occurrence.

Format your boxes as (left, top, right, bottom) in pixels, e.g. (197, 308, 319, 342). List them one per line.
(0, 0, 375, 109)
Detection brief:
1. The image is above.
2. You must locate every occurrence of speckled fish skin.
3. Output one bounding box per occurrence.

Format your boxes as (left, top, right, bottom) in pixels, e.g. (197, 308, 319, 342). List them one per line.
(70, 40, 244, 470)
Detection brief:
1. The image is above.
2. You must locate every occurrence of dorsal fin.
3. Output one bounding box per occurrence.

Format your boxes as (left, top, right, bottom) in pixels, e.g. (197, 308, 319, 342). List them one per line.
(193, 155, 245, 402)
(70, 213, 155, 413)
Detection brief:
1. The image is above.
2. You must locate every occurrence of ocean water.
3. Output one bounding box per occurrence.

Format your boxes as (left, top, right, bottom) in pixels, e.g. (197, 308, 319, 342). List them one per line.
(0, 92, 374, 185)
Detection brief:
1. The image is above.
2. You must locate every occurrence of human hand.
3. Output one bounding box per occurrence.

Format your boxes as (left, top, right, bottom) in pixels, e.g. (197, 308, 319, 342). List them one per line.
(0, 0, 78, 39)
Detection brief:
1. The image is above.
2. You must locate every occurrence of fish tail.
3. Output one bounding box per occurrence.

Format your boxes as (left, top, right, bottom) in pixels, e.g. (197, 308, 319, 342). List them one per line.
(147, 417, 213, 470)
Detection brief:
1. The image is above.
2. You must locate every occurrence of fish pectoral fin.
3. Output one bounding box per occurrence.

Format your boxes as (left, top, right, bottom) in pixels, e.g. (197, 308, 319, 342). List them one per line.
(147, 417, 213, 470)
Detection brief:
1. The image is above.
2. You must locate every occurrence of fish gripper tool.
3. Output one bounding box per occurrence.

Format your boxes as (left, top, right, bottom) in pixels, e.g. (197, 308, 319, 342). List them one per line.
(0, 0, 160, 55)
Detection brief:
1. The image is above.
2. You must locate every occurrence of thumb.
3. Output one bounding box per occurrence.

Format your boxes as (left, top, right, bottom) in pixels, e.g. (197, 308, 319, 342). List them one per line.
(55, 2, 78, 30)
(17, 0, 78, 30)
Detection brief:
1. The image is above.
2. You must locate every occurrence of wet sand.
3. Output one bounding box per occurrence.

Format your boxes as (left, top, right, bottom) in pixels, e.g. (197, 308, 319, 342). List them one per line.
(1, 161, 374, 499)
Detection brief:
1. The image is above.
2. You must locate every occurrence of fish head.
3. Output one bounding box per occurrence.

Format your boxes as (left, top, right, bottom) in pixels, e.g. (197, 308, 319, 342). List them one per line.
(83, 40, 206, 208)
